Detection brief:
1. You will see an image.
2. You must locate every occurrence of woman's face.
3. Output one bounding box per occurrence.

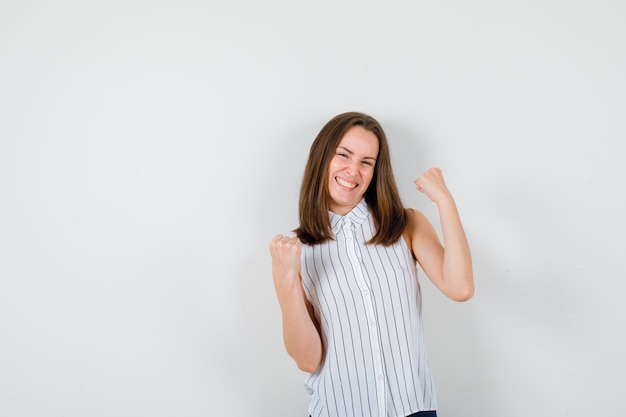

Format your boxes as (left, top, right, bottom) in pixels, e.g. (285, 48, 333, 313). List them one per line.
(327, 125, 379, 215)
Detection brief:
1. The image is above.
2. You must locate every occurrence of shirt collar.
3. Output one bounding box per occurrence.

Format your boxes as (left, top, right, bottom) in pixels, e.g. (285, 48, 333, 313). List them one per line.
(330, 199, 370, 234)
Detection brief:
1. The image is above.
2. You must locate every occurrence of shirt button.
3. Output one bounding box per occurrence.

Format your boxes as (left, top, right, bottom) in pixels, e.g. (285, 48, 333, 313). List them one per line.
(362, 290, 368, 296)
(377, 374, 384, 380)
(370, 320, 376, 326)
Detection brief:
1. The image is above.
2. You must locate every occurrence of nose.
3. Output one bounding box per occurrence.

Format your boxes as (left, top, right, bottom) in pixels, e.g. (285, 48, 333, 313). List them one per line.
(346, 160, 358, 175)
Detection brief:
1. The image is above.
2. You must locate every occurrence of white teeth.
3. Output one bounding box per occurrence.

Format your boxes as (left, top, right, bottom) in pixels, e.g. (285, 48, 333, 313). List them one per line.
(336, 177, 357, 189)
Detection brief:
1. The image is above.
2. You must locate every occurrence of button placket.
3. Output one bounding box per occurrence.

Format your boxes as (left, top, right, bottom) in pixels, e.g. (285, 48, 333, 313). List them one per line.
(341, 218, 386, 417)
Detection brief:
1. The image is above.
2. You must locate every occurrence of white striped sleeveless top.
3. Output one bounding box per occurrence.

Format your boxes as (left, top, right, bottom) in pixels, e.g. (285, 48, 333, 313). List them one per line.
(301, 199, 437, 417)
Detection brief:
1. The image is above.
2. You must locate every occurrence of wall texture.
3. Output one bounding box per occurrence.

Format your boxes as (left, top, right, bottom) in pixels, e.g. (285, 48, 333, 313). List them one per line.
(1, 1, 624, 416)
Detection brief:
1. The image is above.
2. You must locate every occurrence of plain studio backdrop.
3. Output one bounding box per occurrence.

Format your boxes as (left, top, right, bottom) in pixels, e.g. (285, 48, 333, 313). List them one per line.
(1, 1, 624, 416)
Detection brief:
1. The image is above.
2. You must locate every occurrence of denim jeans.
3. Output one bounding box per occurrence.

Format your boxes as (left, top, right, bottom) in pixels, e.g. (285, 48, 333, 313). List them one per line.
(408, 412, 437, 417)
(309, 412, 437, 417)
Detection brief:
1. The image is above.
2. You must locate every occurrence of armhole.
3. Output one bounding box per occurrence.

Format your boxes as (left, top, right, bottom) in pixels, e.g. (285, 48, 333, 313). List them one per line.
(402, 208, 417, 260)
(304, 293, 321, 335)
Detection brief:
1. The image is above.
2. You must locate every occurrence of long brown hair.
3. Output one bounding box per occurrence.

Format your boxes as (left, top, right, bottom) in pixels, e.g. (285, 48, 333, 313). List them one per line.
(294, 112, 407, 246)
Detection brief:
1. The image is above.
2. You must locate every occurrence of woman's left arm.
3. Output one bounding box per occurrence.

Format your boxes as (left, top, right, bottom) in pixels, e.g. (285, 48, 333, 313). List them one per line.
(409, 168, 474, 302)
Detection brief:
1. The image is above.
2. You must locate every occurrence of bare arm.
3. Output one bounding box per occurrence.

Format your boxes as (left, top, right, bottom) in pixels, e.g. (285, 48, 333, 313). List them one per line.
(408, 168, 474, 302)
(269, 235, 323, 372)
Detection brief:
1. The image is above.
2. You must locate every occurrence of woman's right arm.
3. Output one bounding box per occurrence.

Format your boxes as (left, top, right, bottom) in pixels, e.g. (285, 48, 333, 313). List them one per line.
(269, 235, 322, 373)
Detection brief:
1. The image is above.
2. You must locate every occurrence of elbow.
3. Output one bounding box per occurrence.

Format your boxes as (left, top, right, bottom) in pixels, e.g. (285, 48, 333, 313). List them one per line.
(297, 361, 320, 373)
(291, 347, 322, 373)
(447, 277, 474, 302)
(441, 265, 474, 302)
(451, 287, 474, 302)
(295, 356, 321, 373)
(284, 333, 323, 373)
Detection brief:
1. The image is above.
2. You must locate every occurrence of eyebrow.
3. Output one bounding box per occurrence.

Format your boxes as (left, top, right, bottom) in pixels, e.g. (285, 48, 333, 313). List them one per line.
(337, 146, 377, 161)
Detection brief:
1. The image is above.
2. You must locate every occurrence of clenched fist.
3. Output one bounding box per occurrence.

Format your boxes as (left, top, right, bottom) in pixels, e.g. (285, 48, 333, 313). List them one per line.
(414, 167, 451, 203)
(269, 235, 303, 290)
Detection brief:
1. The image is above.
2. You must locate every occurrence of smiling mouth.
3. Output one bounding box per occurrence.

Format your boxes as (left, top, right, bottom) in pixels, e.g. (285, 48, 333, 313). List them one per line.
(335, 176, 358, 189)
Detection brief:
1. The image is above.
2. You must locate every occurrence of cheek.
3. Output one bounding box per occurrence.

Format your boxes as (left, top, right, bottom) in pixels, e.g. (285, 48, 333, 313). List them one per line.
(328, 159, 347, 177)
(327, 162, 337, 180)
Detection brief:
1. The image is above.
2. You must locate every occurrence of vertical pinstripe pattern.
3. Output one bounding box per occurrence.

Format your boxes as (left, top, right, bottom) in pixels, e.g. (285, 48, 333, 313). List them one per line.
(301, 199, 437, 417)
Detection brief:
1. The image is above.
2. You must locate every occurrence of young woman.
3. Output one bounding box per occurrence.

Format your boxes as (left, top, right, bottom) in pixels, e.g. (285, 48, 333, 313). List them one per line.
(270, 112, 474, 417)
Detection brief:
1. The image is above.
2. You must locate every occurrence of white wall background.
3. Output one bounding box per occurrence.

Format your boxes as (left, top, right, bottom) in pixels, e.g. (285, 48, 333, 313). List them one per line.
(1, 1, 624, 416)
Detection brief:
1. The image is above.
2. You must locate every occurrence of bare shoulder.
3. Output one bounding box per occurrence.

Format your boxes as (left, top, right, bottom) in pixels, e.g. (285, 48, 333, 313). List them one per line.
(403, 208, 428, 257)
(404, 207, 440, 247)
(404, 208, 429, 232)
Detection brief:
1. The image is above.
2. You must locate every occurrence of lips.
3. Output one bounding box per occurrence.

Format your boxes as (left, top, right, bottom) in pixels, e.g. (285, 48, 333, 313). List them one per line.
(335, 176, 358, 189)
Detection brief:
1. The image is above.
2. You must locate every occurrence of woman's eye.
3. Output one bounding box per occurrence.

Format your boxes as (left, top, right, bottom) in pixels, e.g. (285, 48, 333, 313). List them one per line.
(362, 161, 373, 166)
